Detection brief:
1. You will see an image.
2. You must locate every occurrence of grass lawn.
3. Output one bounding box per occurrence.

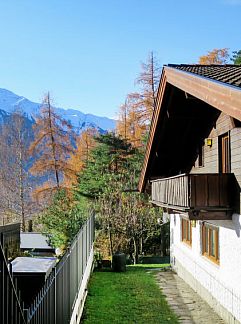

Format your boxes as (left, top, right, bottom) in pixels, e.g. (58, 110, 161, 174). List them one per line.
(82, 264, 179, 324)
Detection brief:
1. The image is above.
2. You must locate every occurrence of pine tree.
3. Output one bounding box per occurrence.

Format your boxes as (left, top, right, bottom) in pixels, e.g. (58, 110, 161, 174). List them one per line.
(29, 93, 75, 200)
(231, 50, 241, 65)
(77, 133, 133, 199)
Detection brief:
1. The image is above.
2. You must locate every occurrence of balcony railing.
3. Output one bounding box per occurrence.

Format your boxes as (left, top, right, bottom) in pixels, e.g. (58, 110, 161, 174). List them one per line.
(151, 173, 235, 219)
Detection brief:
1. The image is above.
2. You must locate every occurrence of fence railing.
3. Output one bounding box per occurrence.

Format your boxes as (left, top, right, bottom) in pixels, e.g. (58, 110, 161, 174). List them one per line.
(0, 233, 27, 324)
(26, 214, 95, 324)
(0, 223, 21, 259)
(1, 214, 95, 324)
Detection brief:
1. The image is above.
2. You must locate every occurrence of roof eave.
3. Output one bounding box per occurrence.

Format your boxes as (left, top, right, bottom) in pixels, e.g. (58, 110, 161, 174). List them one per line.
(138, 66, 241, 193)
(138, 68, 167, 192)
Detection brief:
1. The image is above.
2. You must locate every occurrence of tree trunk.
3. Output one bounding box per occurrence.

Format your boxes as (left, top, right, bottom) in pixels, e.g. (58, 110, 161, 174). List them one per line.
(18, 134, 26, 231)
(46, 93, 60, 188)
(150, 52, 156, 111)
(161, 225, 167, 256)
(109, 227, 114, 256)
(139, 237, 143, 255)
(133, 237, 139, 264)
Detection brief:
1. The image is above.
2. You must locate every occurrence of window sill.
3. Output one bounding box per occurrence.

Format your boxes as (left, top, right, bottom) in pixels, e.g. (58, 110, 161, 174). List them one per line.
(181, 240, 192, 248)
(202, 254, 220, 266)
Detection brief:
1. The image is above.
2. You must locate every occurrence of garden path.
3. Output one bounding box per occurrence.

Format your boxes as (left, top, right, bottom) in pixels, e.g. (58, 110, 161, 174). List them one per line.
(154, 270, 225, 324)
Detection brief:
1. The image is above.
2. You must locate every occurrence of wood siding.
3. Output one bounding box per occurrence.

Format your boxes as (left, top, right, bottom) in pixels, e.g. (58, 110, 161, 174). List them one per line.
(192, 112, 241, 212)
(192, 113, 234, 174)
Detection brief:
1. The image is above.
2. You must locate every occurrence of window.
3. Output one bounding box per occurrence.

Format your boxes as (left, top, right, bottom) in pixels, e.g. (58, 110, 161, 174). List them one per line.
(202, 223, 219, 264)
(219, 132, 231, 173)
(181, 218, 192, 246)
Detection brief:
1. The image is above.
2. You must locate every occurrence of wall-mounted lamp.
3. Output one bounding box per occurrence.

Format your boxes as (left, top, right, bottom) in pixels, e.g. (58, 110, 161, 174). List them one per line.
(206, 138, 213, 147)
(191, 220, 196, 228)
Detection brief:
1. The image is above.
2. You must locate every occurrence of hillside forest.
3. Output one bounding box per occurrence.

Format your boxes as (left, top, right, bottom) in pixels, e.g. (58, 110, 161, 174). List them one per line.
(1, 49, 240, 263)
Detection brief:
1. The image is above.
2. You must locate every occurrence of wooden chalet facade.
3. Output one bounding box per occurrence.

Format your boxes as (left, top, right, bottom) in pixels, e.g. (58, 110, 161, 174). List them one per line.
(139, 65, 241, 323)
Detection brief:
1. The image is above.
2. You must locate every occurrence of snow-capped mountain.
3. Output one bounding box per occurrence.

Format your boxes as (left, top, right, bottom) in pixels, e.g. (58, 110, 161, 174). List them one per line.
(0, 88, 116, 133)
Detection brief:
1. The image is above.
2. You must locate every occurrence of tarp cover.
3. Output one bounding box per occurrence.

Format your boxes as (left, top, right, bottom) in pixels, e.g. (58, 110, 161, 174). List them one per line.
(11, 257, 56, 276)
(20, 233, 53, 250)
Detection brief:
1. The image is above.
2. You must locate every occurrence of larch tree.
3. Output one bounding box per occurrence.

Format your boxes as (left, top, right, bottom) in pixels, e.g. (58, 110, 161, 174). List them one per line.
(117, 52, 161, 147)
(198, 48, 229, 65)
(29, 93, 75, 201)
(64, 128, 97, 187)
(135, 51, 160, 116)
(0, 111, 33, 230)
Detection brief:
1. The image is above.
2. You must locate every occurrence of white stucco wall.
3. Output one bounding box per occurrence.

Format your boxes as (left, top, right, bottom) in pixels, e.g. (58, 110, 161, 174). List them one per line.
(170, 214, 241, 323)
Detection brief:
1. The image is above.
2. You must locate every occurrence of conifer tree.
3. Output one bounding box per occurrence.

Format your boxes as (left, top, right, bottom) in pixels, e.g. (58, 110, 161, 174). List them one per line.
(29, 93, 75, 200)
(77, 133, 133, 199)
(117, 52, 161, 147)
(40, 189, 86, 249)
(76, 133, 161, 259)
(64, 128, 97, 187)
(231, 50, 241, 65)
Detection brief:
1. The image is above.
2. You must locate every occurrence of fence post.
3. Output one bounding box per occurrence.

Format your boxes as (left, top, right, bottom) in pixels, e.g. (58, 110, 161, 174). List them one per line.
(54, 267, 57, 324)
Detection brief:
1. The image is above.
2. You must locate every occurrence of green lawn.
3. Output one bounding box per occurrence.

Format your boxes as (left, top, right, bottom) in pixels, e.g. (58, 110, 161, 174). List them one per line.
(82, 264, 179, 324)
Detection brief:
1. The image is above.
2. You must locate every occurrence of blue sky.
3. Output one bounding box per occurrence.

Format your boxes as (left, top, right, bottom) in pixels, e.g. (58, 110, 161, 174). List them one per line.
(0, 0, 240, 118)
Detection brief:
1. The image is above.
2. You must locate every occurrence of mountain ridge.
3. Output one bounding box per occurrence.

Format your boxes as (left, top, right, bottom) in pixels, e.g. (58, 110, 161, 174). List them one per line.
(0, 88, 116, 133)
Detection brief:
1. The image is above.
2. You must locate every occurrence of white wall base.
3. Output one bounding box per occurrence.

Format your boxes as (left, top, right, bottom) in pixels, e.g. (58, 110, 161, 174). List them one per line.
(170, 214, 241, 324)
(70, 246, 94, 324)
(173, 259, 241, 324)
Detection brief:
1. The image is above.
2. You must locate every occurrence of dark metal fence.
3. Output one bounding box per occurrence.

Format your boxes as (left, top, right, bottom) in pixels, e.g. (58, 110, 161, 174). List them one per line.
(0, 233, 27, 324)
(0, 223, 21, 259)
(0, 214, 95, 324)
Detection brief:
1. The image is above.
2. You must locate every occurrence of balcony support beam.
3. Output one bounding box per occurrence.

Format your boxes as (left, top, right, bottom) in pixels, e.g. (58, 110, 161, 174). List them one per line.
(188, 210, 232, 221)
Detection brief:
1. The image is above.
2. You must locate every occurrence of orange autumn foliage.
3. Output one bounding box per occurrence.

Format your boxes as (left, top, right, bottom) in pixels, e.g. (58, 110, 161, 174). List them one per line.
(29, 93, 75, 201)
(199, 48, 229, 65)
(64, 128, 97, 187)
(117, 52, 161, 147)
(116, 99, 148, 148)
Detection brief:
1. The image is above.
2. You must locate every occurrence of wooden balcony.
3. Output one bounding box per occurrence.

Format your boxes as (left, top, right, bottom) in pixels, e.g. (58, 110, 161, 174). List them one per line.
(151, 173, 236, 220)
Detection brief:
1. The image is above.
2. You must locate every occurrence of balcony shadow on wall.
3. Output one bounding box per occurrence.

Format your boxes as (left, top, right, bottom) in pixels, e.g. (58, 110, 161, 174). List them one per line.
(232, 175, 241, 237)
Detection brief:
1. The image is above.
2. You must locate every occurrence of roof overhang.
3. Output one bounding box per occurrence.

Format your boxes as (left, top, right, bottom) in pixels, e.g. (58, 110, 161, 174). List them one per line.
(139, 66, 241, 192)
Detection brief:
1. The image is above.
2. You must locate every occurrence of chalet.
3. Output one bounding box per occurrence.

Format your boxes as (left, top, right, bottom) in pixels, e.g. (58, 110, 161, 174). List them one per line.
(139, 65, 241, 323)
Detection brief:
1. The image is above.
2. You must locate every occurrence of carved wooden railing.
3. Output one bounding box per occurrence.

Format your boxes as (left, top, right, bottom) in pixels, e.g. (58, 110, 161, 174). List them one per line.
(151, 173, 235, 219)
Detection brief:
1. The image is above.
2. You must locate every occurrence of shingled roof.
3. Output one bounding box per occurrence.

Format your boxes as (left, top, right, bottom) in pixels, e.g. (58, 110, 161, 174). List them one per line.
(167, 64, 241, 88)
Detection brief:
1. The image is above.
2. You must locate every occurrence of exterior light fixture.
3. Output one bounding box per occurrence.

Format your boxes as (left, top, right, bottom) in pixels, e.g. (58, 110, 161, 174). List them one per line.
(191, 220, 196, 227)
(206, 138, 213, 147)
